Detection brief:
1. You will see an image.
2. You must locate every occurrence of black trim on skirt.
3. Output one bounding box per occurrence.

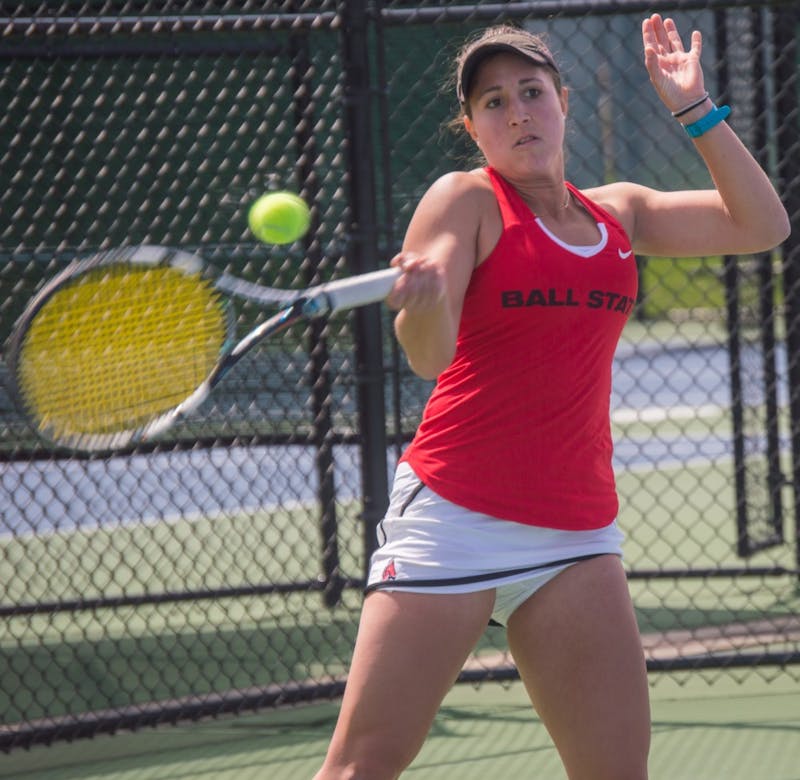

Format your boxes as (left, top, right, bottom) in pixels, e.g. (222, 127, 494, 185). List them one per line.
(364, 552, 606, 595)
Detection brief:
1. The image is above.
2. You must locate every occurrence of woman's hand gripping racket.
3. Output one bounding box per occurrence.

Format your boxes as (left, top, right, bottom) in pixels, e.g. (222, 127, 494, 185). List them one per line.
(6, 244, 400, 452)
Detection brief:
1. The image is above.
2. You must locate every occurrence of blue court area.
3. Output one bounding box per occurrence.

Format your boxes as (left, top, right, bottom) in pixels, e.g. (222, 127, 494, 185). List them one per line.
(2, 338, 760, 537)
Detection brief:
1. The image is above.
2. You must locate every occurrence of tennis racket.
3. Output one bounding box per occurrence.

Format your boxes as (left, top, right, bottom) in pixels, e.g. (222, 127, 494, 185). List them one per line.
(6, 244, 400, 452)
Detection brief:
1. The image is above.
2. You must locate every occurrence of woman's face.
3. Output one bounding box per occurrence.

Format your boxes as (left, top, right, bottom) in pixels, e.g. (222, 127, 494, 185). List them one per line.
(463, 52, 567, 179)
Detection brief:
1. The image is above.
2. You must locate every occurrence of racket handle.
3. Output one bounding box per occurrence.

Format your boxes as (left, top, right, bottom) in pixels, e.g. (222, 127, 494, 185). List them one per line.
(309, 267, 401, 314)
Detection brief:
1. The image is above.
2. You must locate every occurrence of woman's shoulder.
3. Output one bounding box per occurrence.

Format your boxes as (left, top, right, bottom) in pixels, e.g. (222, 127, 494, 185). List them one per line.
(422, 168, 497, 209)
(580, 181, 647, 238)
(581, 180, 634, 212)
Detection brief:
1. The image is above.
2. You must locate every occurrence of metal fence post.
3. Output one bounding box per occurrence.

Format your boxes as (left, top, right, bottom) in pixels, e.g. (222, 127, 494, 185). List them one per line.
(289, 26, 344, 607)
(339, 0, 390, 579)
(773, 5, 800, 575)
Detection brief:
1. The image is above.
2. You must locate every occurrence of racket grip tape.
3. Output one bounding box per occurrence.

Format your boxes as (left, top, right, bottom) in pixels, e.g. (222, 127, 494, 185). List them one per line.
(313, 267, 401, 314)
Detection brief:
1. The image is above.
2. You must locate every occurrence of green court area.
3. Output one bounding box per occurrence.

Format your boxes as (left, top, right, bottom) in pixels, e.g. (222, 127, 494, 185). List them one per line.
(1, 674, 799, 779)
(2, 457, 799, 726)
(639, 254, 782, 319)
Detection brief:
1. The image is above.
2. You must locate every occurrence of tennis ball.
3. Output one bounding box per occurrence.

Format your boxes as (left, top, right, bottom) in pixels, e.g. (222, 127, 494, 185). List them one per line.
(248, 191, 311, 245)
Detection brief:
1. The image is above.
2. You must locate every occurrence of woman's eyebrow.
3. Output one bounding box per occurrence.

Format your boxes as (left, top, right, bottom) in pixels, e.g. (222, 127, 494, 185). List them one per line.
(475, 75, 546, 101)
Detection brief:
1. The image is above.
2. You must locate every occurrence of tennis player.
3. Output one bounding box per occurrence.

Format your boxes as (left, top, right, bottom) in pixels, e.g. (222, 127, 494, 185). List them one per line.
(314, 14, 789, 779)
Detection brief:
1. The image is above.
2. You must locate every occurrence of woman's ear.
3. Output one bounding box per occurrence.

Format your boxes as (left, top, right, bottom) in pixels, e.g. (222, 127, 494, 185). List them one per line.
(464, 114, 479, 143)
(560, 86, 569, 116)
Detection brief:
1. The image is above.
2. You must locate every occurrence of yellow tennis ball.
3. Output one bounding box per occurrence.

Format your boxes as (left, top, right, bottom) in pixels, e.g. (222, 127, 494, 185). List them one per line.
(248, 192, 311, 245)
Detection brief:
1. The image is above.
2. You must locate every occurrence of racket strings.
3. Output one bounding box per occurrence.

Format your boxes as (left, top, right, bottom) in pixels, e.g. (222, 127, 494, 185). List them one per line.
(18, 265, 227, 439)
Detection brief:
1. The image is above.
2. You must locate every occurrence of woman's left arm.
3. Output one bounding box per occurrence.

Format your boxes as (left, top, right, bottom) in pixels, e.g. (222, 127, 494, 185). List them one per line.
(592, 14, 790, 257)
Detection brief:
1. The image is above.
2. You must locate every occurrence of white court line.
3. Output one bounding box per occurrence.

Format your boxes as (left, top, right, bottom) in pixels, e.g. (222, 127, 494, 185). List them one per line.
(616, 453, 734, 475)
(612, 403, 723, 425)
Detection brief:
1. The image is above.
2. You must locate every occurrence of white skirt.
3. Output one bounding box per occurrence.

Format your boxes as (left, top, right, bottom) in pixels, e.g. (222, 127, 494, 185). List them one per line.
(366, 462, 625, 625)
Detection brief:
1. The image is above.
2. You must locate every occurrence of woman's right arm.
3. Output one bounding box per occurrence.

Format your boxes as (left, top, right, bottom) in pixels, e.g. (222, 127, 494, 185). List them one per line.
(386, 171, 483, 380)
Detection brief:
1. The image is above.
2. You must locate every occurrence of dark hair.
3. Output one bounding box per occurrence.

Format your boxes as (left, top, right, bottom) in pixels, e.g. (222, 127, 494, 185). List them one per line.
(455, 24, 562, 118)
(444, 25, 564, 165)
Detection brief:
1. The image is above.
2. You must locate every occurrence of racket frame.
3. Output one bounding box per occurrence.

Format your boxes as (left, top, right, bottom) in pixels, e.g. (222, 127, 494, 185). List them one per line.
(7, 245, 399, 452)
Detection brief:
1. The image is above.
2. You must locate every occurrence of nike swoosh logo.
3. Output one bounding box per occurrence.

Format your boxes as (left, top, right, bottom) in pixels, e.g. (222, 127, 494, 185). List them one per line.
(618, 248, 633, 259)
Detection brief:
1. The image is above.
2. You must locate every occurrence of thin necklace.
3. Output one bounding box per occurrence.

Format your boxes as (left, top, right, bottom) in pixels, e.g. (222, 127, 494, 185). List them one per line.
(523, 187, 571, 214)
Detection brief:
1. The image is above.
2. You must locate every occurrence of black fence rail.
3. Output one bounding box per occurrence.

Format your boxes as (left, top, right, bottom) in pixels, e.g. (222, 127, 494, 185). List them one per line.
(1, 0, 799, 751)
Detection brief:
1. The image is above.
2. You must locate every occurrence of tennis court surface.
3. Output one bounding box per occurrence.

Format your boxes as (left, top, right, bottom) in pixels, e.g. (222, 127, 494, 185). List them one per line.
(2, 673, 798, 779)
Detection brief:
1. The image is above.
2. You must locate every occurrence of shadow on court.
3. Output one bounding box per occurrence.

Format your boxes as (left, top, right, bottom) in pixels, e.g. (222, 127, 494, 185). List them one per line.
(1, 674, 799, 779)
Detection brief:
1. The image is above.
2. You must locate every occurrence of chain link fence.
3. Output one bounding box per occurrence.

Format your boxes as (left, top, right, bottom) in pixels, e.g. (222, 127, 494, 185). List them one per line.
(1, 0, 799, 751)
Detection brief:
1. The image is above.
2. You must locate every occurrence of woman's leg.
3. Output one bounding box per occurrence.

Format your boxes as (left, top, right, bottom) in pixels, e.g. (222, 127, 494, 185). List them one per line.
(507, 555, 650, 780)
(314, 588, 495, 780)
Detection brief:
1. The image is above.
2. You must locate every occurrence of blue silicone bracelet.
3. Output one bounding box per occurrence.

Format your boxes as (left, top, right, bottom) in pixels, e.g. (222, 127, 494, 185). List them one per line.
(683, 104, 731, 138)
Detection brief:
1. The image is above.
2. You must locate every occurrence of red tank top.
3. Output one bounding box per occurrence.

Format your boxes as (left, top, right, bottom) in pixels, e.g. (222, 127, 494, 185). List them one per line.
(401, 168, 638, 530)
